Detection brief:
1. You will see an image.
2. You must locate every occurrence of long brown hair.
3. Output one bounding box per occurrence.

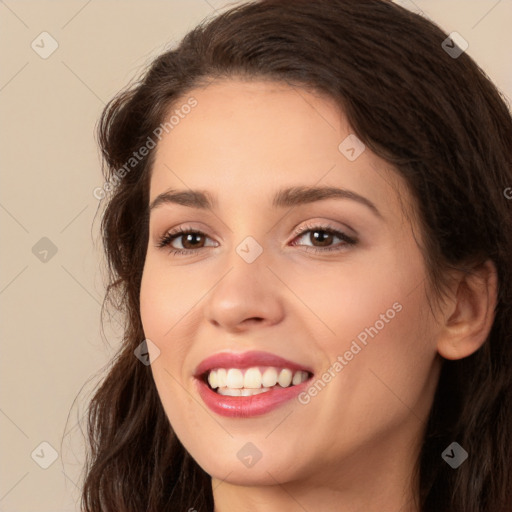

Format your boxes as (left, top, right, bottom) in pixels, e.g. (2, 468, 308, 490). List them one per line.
(82, 1, 512, 510)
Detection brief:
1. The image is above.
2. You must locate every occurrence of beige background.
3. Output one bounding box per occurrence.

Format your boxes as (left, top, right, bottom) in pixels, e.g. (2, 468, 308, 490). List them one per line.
(1, 1, 511, 510)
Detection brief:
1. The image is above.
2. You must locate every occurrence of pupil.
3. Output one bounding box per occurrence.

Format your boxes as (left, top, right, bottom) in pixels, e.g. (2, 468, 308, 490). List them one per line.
(312, 230, 332, 246)
(184, 233, 203, 248)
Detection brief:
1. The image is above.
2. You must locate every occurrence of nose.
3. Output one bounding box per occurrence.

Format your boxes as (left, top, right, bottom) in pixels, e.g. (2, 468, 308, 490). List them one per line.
(203, 251, 286, 333)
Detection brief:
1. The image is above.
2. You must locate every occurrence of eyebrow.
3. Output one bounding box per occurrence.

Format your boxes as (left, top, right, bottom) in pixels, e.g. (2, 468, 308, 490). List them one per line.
(149, 185, 383, 219)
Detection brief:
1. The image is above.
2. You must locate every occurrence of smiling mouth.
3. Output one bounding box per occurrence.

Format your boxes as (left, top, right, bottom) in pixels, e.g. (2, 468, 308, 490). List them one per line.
(203, 366, 312, 396)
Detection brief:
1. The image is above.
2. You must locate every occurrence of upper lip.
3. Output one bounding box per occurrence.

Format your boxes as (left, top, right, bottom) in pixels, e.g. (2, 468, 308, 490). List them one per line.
(194, 350, 314, 377)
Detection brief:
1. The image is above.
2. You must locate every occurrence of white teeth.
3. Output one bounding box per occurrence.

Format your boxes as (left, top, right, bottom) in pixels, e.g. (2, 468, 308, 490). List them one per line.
(244, 367, 262, 388)
(262, 367, 278, 387)
(226, 368, 244, 388)
(207, 370, 217, 389)
(217, 368, 226, 388)
(293, 370, 308, 386)
(217, 387, 241, 396)
(217, 386, 271, 396)
(206, 366, 310, 393)
(241, 387, 270, 396)
(278, 368, 293, 387)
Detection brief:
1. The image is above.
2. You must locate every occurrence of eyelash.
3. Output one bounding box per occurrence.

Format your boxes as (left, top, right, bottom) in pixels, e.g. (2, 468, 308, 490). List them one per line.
(156, 223, 358, 256)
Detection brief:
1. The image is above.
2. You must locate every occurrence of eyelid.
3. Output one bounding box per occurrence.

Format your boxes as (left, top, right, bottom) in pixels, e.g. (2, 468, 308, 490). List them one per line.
(156, 221, 358, 257)
(290, 220, 355, 239)
(155, 222, 219, 242)
(289, 222, 358, 248)
(156, 224, 218, 249)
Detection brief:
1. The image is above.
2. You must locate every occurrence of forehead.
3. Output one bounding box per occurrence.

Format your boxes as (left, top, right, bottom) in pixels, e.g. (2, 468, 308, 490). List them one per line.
(154, 79, 345, 167)
(149, 79, 410, 222)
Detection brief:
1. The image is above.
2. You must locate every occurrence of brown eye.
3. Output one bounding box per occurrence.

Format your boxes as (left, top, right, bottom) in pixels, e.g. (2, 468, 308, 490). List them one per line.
(309, 230, 335, 247)
(157, 229, 217, 253)
(291, 225, 358, 253)
(179, 232, 206, 249)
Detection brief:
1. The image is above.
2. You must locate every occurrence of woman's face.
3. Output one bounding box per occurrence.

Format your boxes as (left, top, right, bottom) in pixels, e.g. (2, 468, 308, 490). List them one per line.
(140, 79, 443, 492)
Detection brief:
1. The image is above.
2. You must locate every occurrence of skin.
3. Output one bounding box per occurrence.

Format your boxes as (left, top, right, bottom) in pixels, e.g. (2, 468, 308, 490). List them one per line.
(139, 79, 497, 512)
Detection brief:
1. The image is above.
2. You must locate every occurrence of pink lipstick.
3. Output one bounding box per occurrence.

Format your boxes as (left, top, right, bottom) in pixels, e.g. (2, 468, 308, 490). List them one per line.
(194, 350, 313, 418)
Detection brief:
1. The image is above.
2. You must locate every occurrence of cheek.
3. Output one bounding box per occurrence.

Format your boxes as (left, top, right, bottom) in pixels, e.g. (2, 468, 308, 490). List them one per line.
(292, 245, 438, 425)
(139, 260, 199, 406)
(283, 247, 419, 344)
(140, 257, 206, 341)
(139, 257, 219, 402)
(140, 272, 232, 477)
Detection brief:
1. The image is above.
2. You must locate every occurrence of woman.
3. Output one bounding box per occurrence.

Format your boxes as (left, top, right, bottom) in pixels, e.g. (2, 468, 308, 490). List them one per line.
(82, 1, 512, 510)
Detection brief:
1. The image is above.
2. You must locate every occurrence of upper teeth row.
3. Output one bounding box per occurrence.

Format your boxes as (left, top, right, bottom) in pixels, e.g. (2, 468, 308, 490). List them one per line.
(208, 367, 309, 389)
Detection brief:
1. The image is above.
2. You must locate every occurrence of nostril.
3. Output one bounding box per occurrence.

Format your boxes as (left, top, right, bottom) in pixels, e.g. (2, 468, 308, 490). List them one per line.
(245, 317, 264, 324)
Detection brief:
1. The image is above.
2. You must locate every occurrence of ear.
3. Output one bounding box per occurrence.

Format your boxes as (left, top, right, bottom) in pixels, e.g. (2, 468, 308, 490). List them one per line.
(436, 259, 498, 360)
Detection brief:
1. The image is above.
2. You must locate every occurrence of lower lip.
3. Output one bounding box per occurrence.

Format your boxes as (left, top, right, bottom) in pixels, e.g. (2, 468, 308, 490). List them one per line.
(196, 378, 311, 418)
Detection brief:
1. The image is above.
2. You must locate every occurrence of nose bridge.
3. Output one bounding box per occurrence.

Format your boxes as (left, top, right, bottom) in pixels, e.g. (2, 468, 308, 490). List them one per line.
(234, 234, 266, 267)
(203, 236, 285, 330)
(216, 236, 271, 303)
